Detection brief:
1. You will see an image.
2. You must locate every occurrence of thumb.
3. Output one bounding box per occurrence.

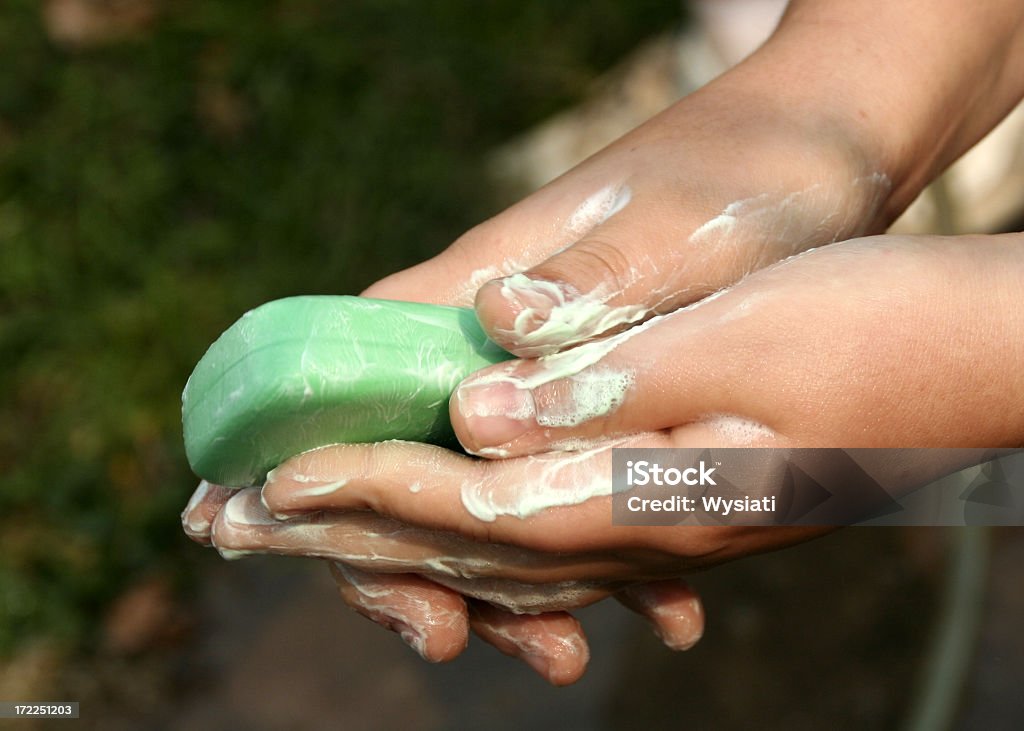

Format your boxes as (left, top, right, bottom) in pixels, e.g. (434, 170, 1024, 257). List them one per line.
(474, 171, 891, 358)
(473, 191, 748, 358)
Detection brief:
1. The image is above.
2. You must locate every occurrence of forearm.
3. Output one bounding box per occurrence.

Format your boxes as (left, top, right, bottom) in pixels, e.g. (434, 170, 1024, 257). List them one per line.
(727, 0, 1024, 218)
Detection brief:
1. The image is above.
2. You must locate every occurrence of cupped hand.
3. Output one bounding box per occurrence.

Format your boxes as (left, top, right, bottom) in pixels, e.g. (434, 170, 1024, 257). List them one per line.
(319, 50, 896, 673)
(182, 482, 704, 685)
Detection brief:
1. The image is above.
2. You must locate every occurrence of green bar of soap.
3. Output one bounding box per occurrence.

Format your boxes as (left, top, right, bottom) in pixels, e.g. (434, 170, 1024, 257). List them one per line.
(182, 296, 512, 486)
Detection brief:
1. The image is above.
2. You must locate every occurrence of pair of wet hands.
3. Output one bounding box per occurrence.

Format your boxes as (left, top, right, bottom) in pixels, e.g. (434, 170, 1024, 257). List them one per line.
(182, 232, 1024, 684)
(180, 86, 1024, 683)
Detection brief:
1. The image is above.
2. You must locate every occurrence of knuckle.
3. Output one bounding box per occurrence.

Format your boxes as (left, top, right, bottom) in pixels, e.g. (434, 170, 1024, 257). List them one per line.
(563, 236, 634, 295)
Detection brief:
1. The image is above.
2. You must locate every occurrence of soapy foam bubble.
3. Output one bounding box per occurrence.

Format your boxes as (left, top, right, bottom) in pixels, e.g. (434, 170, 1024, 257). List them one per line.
(564, 184, 632, 239)
(459, 436, 641, 522)
(497, 274, 648, 356)
(290, 478, 348, 499)
(535, 368, 634, 428)
(698, 414, 776, 444)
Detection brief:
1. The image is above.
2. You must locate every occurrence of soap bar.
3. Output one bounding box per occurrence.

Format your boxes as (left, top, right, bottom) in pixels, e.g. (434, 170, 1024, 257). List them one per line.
(182, 296, 512, 486)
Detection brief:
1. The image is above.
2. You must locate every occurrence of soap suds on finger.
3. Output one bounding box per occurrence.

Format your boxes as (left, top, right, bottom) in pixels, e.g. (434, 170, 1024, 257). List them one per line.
(647, 596, 704, 651)
(688, 173, 892, 261)
(455, 364, 634, 442)
(563, 184, 632, 240)
(459, 436, 641, 522)
(455, 307, 673, 439)
(461, 309, 662, 400)
(696, 414, 776, 445)
(287, 477, 349, 499)
(455, 257, 531, 305)
(332, 562, 466, 662)
(494, 274, 648, 357)
(222, 488, 280, 526)
(472, 609, 589, 666)
(214, 489, 553, 582)
(182, 480, 241, 541)
(534, 367, 634, 428)
(441, 575, 605, 614)
(474, 446, 511, 458)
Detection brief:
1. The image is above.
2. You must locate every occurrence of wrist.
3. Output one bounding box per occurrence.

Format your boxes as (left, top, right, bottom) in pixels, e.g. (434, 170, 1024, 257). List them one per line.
(664, 54, 896, 237)
(736, 0, 1024, 221)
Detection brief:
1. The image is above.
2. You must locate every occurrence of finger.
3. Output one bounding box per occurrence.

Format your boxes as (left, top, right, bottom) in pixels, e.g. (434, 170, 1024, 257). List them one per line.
(181, 480, 237, 545)
(259, 431, 830, 573)
(473, 172, 890, 357)
(260, 438, 673, 557)
(330, 562, 603, 671)
(328, 562, 469, 663)
(617, 580, 705, 651)
(468, 603, 590, 686)
(215, 487, 637, 583)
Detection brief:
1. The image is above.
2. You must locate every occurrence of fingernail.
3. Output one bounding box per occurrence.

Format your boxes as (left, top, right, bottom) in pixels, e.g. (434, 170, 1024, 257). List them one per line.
(181, 480, 213, 537)
(223, 490, 277, 526)
(455, 379, 535, 448)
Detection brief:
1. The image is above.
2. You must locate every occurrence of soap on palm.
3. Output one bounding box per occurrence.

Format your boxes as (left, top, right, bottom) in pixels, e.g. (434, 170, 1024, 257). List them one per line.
(182, 296, 512, 486)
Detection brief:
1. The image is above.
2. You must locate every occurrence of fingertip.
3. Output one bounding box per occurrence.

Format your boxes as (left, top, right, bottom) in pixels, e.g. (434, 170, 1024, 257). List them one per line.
(258, 477, 299, 519)
(206, 488, 268, 559)
(181, 480, 236, 545)
(419, 626, 470, 664)
(652, 597, 705, 651)
(469, 604, 591, 685)
(540, 642, 590, 687)
(618, 580, 706, 652)
(474, 274, 565, 357)
(450, 376, 534, 456)
(529, 631, 590, 687)
(329, 563, 470, 664)
(474, 213, 654, 357)
(261, 445, 354, 516)
(257, 486, 296, 522)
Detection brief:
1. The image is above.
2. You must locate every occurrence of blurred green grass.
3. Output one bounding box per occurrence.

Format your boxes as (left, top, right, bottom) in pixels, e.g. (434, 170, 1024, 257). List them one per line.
(0, 1, 679, 656)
